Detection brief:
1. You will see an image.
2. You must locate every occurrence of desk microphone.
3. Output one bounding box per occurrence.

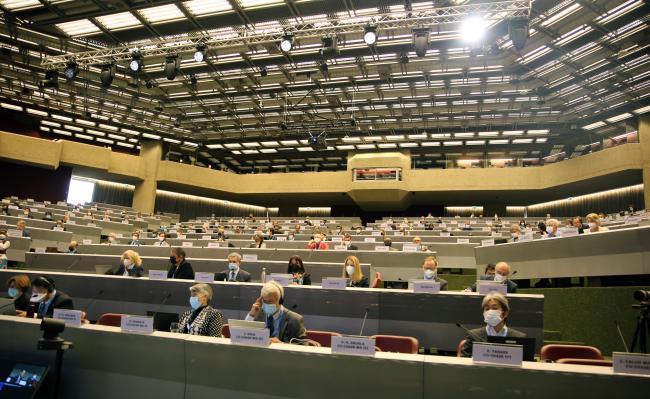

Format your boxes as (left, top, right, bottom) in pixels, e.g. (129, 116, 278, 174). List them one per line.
(614, 320, 630, 352)
(81, 289, 104, 317)
(359, 307, 370, 336)
(150, 292, 172, 322)
(510, 270, 518, 277)
(456, 322, 486, 342)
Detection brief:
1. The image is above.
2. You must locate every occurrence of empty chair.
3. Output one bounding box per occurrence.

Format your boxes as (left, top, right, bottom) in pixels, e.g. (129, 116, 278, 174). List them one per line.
(96, 313, 125, 327)
(306, 330, 341, 348)
(556, 358, 613, 367)
(370, 335, 419, 354)
(540, 344, 604, 362)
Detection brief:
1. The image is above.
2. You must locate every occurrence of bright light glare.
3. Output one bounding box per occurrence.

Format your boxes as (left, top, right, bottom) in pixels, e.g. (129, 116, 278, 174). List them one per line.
(363, 30, 377, 45)
(461, 16, 487, 42)
(280, 38, 292, 52)
(67, 178, 95, 205)
(129, 60, 140, 71)
(193, 50, 204, 62)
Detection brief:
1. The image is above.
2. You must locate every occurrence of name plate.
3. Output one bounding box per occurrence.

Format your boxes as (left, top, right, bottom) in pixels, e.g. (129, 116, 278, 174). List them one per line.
(230, 326, 270, 347)
(519, 233, 533, 242)
(371, 231, 381, 236)
(334, 245, 348, 251)
(195, 272, 215, 283)
(182, 241, 193, 247)
(393, 232, 403, 236)
(626, 216, 643, 225)
(459, 223, 466, 228)
(365, 227, 373, 231)
(331, 336, 376, 357)
(276, 236, 287, 241)
(82, 239, 92, 245)
(472, 342, 522, 366)
(482, 227, 491, 232)
(34, 247, 46, 253)
(613, 352, 650, 376)
(412, 280, 441, 294)
(490, 232, 501, 237)
(202, 235, 212, 240)
(148, 270, 168, 280)
(481, 239, 495, 247)
(7, 229, 22, 237)
(53, 309, 82, 326)
(560, 228, 579, 237)
(67, 220, 76, 225)
(243, 254, 258, 262)
(364, 237, 376, 242)
(477, 281, 508, 296)
(177, 234, 187, 239)
(402, 244, 419, 252)
(207, 242, 220, 248)
(457, 238, 470, 244)
(187, 230, 196, 234)
(265, 274, 292, 286)
(87, 223, 97, 227)
(374, 245, 390, 252)
(121, 316, 154, 334)
(440, 232, 451, 237)
(439, 223, 447, 228)
(121, 220, 129, 224)
(322, 278, 347, 290)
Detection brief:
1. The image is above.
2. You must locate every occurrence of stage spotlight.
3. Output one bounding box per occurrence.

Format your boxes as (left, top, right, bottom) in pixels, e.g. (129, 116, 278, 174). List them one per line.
(509, 16, 529, 50)
(260, 66, 268, 77)
(193, 43, 206, 62)
(64, 60, 78, 80)
(363, 26, 377, 46)
(280, 34, 294, 53)
(165, 54, 180, 80)
(319, 60, 328, 73)
(100, 63, 115, 88)
(460, 15, 487, 43)
(38, 69, 59, 89)
(319, 35, 339, 57)
(413, 27, 430, 58)
(189, 74, 197, 86)
(145, 79, 155, 89)
(129, 51, 143, 72)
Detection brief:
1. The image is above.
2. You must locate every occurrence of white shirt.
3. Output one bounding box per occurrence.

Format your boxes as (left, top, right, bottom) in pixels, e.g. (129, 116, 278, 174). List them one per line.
(486, 325, 508, 337)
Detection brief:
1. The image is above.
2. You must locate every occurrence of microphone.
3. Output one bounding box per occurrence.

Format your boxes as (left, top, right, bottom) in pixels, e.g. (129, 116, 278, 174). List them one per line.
(359, 307, 370, 336)
(614, 320, 630, 352)
(81, 289, 104, 318)
(150, 292, 172, 325)
(63, 255, 83, 273)
(510, 270, 518, 277)
(456, 322, 486, 342)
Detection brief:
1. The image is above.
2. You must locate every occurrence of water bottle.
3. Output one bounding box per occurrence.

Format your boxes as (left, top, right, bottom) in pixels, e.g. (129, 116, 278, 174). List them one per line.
(260, 267, 266, 283)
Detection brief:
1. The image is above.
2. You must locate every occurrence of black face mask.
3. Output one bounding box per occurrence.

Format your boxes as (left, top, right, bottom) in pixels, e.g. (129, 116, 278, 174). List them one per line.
(69, 246, 75, 251)
(170, 256, 177, 264)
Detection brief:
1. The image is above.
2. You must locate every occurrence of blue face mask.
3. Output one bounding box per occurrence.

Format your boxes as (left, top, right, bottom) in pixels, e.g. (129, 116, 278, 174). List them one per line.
(8, 288, 19, 298)
(189, 296, 202, 310)
(228, 262, 238, 271)
(262, 303, 277, 316)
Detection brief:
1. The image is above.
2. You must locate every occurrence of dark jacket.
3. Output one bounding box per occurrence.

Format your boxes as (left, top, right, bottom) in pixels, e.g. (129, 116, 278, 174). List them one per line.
(215, 268, 251, 282)
(37, 290, 74, 318)
(178, 305, 224, 337)
(470, 275, 518, 293)
(460, 326, 526, 357)
(254, 308, 307, 343)
(112, 265, 145, 277)
(346, 244, 359, 250)
(13, 292, 30, 312)
(423, 276, 449, 291)
(349, 276, 369, 288)
(167, 261, 195, 280)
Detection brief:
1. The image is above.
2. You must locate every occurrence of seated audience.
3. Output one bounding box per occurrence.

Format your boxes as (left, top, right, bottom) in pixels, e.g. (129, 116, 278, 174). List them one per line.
(178, 283, 224, 337)
(167, 248, 195, 280)
(342, 255, 368, 287)
(67, 240, 79, 254)
(215, 252, 251, 282)
(307, 233, 329, 250)
(544, 219, 561, 238)
(42, 211, 54, 221)
(287, 255, 311, 285)
(342, 233, 358, 250)
(104, 232, 117, 245)
(215, 226, 229, 241)
(572, 216, 588, 234)
(245, 281, 307, 343)
(460, 292, 526, 357)
(250, 233, 267, 249)
(16, 220, 30, 237)
(265, 228, 277, 240)
(468, 261, 518, 293)
(111, 250, 144, 277)
(509, 224, 521, 242)
(6, 274, 30, 313)
(383, 238, 398, 251)
(128, 232, 145, 246)
(586, 213, 609, 233)
(29, 276, 74, 318)
(0, 230, 10, 268)
(154, 232, 170, 247)
(421, 256, 448, 291)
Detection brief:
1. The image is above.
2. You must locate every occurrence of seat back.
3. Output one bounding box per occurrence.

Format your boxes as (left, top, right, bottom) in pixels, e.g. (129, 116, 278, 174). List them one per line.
(221, 324, 230, 338)
(306, 330, 341, 348)
(556, 358, 613, 367)
(96, 313, 125, 327)
(370, 335, 419, 354)
(540, 344, 604, 362)
(371, 272, 382, 288)
(457, 339, 468, 357)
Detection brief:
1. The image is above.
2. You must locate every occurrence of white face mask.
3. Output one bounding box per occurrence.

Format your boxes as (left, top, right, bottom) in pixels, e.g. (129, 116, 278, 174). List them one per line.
(132, 236, 138, 240)
(494, 273, 507, 283)
(123, 259, 133, 269)
(158, 236, 165, 241)
(314, 237, 322, 243)
(345, 265, 355, 276)
(30, 293, 46, 303)
(588, 222, 596, 229)
(484, 309, 503, 327)
(424, 269, 436, 279)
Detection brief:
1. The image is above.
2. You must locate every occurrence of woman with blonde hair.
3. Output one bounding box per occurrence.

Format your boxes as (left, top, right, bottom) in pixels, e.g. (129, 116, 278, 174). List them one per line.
(112, 250, 144, 277)
(341, 255, 368, 287)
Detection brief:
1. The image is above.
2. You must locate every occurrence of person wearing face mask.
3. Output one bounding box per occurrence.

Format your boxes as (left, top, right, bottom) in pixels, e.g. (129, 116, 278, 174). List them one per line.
(104, 232, 117, 245)
(128, 232, 144, 246)
(23, 209, 34, 219)
(342, 256, 368, 288)
(307, 233, 329, 250)
(287, 255, 311, 285)
(177, 284, 224, 337)
(153, 232, 170, 247)
(42, 211, 53, 221)
(287, 232, 296, 241)
(16, 220, 30, 237)
(342, 233, 358, 250)
(468, 262, 518, 293)
(460, 292, 526, 357)
(509, 224, 521, 242)
(167, 248, 195, 280)
(6, 275, 30, 313)
(586, 213, 609, 233)
(245, 281, 307, 344)
(111, 250, 144, 277)
(543, 219, 561, 238)
(67, 240, 79, 254)
(249, 233, 267, 249)
(421, 256, 448, 291)
(29, 276, 74, 318)
(215, 252, 251, 282)
(0, 230, 10, 269)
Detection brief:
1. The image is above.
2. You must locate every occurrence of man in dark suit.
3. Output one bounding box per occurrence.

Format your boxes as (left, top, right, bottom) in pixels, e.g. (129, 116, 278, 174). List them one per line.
(572, 216, 589, 234)
(245, 281, 307, 344)
(421, 256, 448, 291)
(167, 248, 195, 280)
(342, 233, 358, 250)
(31, 276, 74, 318)
(460, 292, 526, 357)
(215, 252, 252, 282)
(468, 261, 518, 293)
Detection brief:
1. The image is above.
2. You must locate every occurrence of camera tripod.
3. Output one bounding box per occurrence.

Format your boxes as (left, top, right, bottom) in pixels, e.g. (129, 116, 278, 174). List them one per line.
(630, 304, 650, 353)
